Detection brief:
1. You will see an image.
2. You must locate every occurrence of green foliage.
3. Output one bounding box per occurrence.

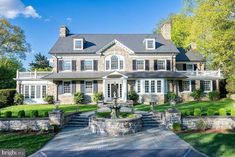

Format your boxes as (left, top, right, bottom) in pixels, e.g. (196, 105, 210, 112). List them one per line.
(167, 92, 177, 101)
(73, 92, 85, 104)
(51, 124, 60, 133)
(5, 111, 12, 118)
(18, 110, 25, 118)
(194, 108, 201, 117)
(96, 112, 111, 118)
(190, 89, 203, 101)
(44, 95, 54, 104)
(128, 90, 139, 103)
(208, 91, 220, 101)
(92, 92, 103, 103)
(172, 123, 181, 131)
(207, 108, 214, 116)
(0, 89, 16, 107)
(195, 119, 207, 131)
(29, 53, 52, 71)
(219, 108, 226, 116)
(231, 108, 235, 116)
(44, 111, 49, 117)
(30, 110, 39, 118)
(14, 93, 24, 105)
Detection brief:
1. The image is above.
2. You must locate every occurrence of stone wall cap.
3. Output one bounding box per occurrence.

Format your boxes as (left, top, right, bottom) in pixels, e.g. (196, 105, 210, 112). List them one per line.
(0, 117, 49, 121)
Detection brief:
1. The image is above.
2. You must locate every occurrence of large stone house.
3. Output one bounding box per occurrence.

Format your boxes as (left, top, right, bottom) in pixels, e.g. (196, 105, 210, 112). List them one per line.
(15, 23, 222, 104)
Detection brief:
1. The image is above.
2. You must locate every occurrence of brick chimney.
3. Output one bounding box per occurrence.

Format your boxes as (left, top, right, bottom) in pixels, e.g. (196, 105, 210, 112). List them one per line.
(161, 22, 171, 40)
(59, 25, 69, 37)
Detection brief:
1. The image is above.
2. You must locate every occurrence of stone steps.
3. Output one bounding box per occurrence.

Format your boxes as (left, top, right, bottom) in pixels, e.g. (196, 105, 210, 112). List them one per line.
(141, 113, 162, 128)
(65, 114, 89, 128)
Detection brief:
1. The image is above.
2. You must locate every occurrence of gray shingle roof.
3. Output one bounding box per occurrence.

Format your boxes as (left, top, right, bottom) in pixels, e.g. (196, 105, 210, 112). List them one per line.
(176, 48, 205, 62)
(42, 71, 187, 80)
(49, 34, 179, 54)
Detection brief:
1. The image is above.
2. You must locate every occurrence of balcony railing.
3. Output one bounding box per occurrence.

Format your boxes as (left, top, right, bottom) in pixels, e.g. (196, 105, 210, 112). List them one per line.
(176, 69, 222, 77)
(16, 70, 52, 79)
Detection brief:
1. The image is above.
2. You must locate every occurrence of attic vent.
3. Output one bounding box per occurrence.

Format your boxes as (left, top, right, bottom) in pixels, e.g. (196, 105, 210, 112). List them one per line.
(73, 39, 83, 50)
(145, 39, 155, 50)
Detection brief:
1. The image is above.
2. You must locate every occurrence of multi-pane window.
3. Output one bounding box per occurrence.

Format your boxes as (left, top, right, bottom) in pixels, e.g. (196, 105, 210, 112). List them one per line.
(31, 86, 35, 98)
(183, 81, 190, 91)
(186, 64, 194, 71)
(106, 60, 110, 70)
(136, 60, 144, 70)
(204, 80, 212, 92)
(23, 85, 47, 99)
(36, 85, 41, 98)
(151, 80, 155, 93)
(85, 81, 93, 93)
(63, 60, 71, 71)
(137, 80, 141, 93)
(120, 60, 124, 70)
(24, 85, 29, 98)
(146, 39, 155, 49)
(63, 81, 71, 93)
(157, 80, 162, 93)
(84, 60, 93, 70)
(107, 84, 110, 97)
(145, 80, 149, 93)
(74, 39, 83, 50)
(120, 84, 122, 97)
(157, 60, 166, 70)
(42, 86, 47, 98)
(111, 55, 118, 70)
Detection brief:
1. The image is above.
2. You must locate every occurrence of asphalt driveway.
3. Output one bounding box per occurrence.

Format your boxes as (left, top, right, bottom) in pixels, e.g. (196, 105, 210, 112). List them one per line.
(31, 127, 206, 157)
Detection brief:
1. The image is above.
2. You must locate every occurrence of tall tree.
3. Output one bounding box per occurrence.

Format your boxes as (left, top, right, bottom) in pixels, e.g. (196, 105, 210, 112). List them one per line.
(29, 52, 52, 71)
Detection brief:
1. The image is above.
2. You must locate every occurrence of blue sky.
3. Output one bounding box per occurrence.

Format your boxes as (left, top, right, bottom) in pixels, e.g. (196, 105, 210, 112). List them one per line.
(2, 0, 183, 69)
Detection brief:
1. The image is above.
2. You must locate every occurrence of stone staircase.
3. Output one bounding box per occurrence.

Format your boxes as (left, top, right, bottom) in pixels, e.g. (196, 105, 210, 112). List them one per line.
(64, 114, 89, 128)
(141, 112, 162, 128)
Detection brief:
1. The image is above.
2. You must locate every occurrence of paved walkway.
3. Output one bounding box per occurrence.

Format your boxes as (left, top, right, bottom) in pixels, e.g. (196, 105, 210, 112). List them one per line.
(31, 127, 206, 157)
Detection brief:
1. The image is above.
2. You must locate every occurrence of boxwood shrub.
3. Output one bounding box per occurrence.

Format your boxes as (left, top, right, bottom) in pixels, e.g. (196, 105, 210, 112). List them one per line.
(231, 108, 235, 116)
(207, 108, 214, 116)
(172, 123, 181, 131)
(208, 91, 220, 101)
(194, 108, 201, 117)
(31, 110, 39, 118)
(44, 111, 49, 117)
(219, 108, 226, 116)
(5, 111, 12, 118)
(18, 110, 25, 118)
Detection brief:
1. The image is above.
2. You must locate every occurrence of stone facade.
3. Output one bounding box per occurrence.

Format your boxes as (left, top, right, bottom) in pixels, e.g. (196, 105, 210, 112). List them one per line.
(164, 109, 182, 129)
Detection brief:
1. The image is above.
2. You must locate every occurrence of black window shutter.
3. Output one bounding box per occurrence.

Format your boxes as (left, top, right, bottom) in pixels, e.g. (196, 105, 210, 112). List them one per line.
(179, 80, 183, 92)
(58, 60, 63, 71)
(212, 80, 216, 91)
(183, 64, 186, 71)
(81, 60, 84, 71)
(80, 81, 85, 93)
(72, 60, 76, 71)
(58, 81, 63, 94)
(167, 60, 171, 71)
(194, 64, 197, 71)
(72, 81, 76, 94)
(93, 80, 98, 93)
(93, 60, 98, 71)
(191, 80, 196, 91)
(200, 80, 204, 91)
(145, 60, 149, 71)
(132, 60, 136, 70)
(154, 60, 158, 70)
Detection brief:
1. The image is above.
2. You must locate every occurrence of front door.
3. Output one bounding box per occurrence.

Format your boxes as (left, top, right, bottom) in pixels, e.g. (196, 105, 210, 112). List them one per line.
(107, 83, 122, 100)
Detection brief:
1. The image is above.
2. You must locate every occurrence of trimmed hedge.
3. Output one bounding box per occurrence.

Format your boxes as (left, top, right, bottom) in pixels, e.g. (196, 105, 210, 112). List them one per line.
(31, 110, 39, 118)
(5, 111, 12, 118)
(194, 108, 201, 117)
(219, 108, 226, 116)
(231, 108, 235, 116)
(0, 89, 16, 108)
(18, 110, 25, 118)
(207, 108, 214, 116)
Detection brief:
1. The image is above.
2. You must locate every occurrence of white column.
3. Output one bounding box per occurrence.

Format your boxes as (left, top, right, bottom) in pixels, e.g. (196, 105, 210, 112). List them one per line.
(103, 79, 106, 102)
(122, 78, 127, 101)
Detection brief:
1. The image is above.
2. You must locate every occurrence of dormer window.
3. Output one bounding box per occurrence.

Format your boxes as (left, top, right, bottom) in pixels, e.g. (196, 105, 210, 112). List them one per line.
(145, 39, 155, 50)
(73, 39, 83, 50)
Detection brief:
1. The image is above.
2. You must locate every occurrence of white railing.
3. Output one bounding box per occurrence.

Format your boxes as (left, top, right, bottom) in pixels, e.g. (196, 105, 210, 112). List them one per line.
(177, 69, 222, 77)
(16, 70, 52, 79)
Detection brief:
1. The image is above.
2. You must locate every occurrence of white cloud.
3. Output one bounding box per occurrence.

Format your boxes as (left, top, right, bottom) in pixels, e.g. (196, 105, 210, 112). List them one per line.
(66, 17, 72, 23)
(0, 0, 41, 19)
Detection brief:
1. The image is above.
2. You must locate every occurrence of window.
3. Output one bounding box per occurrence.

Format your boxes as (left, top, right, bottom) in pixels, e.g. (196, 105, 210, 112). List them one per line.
(84, 60, 93, 70)
(186, 64, 194, 71)
(106, 60, 110, 70)
(63, 81, 71, 94)
(146, 39, 155, 50)
(36, 85, 41, 98)
(157, 80, 162, 93)
(151, 80, 155, 93)
(183, 81, 191, 92)
(85, 81, 93, 93)
(63, 60, 71, 71)
(31, 86, 35, 99)
(136, 60, 145, 70)
(108, 84, 110, 97)
(120, 84, 122, 97)
(204, 80, 212, 92)
(111, 55, 118, 70)
(42, 86, 47, 98)
(74, 39, 83, 50)
(145, 80, 149, 93)
(157, 60, 166, 70)
(120, 60, 124, 70)
(24, 85, 29, 98)
(137, 80, 141, 93)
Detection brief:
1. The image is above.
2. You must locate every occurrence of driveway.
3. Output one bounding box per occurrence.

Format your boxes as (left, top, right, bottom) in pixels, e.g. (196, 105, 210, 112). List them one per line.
(31, 127, 206, 157)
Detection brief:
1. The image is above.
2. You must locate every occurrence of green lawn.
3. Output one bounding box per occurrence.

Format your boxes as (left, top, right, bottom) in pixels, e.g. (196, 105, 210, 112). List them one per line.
(0, 104, 97, 118)
(0, 132, 54, 156)
(134, 98, 234, 115)
(178, 132, 235, 157)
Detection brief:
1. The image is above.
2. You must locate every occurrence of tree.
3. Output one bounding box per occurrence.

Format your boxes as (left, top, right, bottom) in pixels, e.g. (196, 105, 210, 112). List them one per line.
(29, 52, 52, 71)
(0, 18, 30, 59)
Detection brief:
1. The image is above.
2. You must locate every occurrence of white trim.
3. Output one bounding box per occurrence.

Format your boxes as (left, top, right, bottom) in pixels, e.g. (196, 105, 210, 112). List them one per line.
(105, 55, 125, 71)
(135, 79, 164, 94)
(135, 59, 145, 71)
(182, 80, 192, 93)
(73, 39, 83, 50)
(61, 59, 72, 72)
(102, 71, 128, 79)
(84, 80, 93, 94)
(145, 39, 156, 50)
(204, 80, 213, 93)
(84, 59, 94, 71)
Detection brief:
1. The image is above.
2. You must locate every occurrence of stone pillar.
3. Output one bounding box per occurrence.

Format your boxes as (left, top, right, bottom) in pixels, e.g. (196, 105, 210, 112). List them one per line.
(164, 109, 181, 129)
(123, 78, 127, 101)
(49, 110, 64, 127)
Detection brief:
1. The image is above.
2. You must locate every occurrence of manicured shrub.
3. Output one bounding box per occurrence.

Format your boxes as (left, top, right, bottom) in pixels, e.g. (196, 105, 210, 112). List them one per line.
(172, 123, 181, 132)
(182, 110, 191, 116)
(194, 108, 201, 117)
(5, 111, 12, 118)
(0, 89, 16, 108)
(92, 92, 103, 103)
(14, 93, 24, 105)
(44, 95, 54, 104)
(18, 110, 26, 118)
(190, 89, 203, 101)
(73, 92, 85, 104)
(44, 111, 49, 117)
(31, 110, 39, 118)
(231, 108, 235, 116)
(128, 90, 139, 104)
(208, 91, 220, 101)
(167, 92, 177, 102)
(96, 112, 111, 118)
(207, 108, 214, 116)
(196, 119, 207, 131)
(219, 108, 226, 116)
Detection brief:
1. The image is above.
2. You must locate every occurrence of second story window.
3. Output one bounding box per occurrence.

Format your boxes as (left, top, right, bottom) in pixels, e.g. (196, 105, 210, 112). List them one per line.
(63, 60, 72, 71)
(111, 55, 118, 70)
(84, 60, 93, 70)
(105, 55, 124, 71)
(74, 39, 83, 50)
(157, 60, 166, 70)
(136, 60, 145, 70)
